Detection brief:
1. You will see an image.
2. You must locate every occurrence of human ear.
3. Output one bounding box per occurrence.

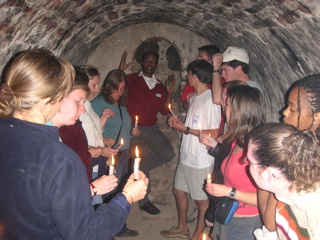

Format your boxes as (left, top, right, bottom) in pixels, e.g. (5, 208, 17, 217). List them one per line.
(310, 112, 320, 132)
(313, 112, 320, 124)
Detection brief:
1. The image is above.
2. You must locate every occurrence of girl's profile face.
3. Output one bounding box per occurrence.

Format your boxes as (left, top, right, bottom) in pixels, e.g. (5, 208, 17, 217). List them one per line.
(110, 81, 125, 101)
(56, 89, 87, 126)
(283, 86, 313, 131)
(88, 75, 100, 98)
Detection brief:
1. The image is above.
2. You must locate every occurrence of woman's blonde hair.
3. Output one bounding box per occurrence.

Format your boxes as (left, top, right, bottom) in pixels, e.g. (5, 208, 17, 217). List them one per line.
(0, 49, 74, 118)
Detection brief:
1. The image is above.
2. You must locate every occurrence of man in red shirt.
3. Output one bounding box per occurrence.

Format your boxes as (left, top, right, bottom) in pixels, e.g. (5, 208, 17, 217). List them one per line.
(126, 52, 175, 215)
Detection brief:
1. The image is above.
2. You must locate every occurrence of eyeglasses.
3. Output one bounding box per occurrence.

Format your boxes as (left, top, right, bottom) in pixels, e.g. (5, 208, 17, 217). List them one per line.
(242, 157, 260, 166)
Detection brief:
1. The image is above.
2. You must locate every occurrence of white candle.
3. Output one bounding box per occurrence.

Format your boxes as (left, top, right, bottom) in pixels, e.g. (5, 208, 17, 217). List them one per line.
(109, 154, 115, 175)
(198, 122, 202, 132)
(135, 115, 138, 128)
(134, 146, 140, 180)
(207, 173, 212, 184)
(116, 138, 124, 150)
(168, 103, 176, 117)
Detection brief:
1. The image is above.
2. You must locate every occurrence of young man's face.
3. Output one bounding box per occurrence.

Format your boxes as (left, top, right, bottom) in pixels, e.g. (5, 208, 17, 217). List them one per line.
(221, 64, 239, 82)
(141, 54, 158, 78)
(198, 51, 212, 64)
(187, 70, 196, 87)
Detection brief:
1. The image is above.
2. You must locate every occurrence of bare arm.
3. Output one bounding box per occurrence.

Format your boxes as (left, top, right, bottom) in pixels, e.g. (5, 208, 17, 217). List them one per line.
(258, 189, 277, 231)
(211, 54, 223, 105)
(205, 183, 258, 206)
(167, 116, 219, 138)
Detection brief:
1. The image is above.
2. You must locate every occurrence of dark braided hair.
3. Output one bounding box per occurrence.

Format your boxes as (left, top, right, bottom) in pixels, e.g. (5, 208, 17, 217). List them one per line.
(293, 74, 320, 131)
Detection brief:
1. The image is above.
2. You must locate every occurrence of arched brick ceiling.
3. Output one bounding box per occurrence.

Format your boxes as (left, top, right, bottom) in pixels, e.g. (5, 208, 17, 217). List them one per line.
(1, 0, 320, 120)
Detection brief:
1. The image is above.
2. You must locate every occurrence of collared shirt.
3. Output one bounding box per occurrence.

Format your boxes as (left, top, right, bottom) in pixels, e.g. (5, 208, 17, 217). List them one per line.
(138, 71, 158, 90)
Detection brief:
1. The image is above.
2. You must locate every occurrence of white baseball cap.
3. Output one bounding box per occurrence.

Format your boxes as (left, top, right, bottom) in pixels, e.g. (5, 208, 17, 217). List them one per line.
(222, 46, 249, 64)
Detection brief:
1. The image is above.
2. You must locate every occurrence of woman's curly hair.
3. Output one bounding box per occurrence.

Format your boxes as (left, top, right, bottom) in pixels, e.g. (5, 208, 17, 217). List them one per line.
(250, 123, 320, 192)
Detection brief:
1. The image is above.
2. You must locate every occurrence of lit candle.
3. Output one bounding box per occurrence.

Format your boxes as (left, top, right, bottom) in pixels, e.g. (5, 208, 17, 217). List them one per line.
(202, 233, 206, 240)
(135, 115, 138, 128)
(116, 138, 124, 149)
(207, 174, 212, 183)
(134, 146, 140, 180)
(109, 154, 115, 175)
(168, 103, 176, 117)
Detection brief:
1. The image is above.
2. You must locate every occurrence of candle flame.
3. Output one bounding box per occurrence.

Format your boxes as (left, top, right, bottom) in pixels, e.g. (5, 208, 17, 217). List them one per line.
(198, 123, 201, 131)
(168, 103, 171, 110)
(135, 115, 138, 121)
(202, 233, 206, 240)
(120, 138, 124, 145)
(135, 146, 139, 158)
(207, 174, 211, 180)
(111, 154, 115, 165)
(209, 133, 211, 137)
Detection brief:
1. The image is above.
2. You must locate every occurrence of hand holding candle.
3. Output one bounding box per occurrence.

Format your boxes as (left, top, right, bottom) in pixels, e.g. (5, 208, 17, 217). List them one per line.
(168, 103, 176, 117)
(116, 138, 124, 150)
(109, 154, 115, 175)
(207, 173, 212, 184)
(135, 116, 138, 128)
(134, 146, 140, 180)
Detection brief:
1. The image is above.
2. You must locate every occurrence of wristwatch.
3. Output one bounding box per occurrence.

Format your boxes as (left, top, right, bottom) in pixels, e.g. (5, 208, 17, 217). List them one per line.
(229, 187, 237, 199)
(90, 183, 98, 196)
(213, 69, 222, 74)
(184, 127, 190, 135)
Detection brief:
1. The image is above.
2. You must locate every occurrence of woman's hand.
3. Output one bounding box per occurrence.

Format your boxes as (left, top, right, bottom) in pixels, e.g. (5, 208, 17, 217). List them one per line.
(91, 175, 118, 195)
(101, 108, 114, 119)
(205, 183, 230, 197)
(205, 219, 214, 227)
(101, 146, 119, 158)
(199, 133, 218, 148)
(122, 171, 148, 204)
(103, 137, 115, 147)
(131, 127, 140, 137)
(88, 146, 102, 158)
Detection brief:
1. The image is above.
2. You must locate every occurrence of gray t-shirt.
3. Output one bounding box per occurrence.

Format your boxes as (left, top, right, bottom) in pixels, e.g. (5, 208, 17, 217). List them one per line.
(247, 80, 263, 93)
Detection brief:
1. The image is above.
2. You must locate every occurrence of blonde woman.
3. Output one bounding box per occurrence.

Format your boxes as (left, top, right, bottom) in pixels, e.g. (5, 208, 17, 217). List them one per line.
(0, 49, 148, 239)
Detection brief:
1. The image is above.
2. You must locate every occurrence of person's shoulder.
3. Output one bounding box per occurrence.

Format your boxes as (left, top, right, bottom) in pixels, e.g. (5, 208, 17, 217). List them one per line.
(247, 80, 263, 93)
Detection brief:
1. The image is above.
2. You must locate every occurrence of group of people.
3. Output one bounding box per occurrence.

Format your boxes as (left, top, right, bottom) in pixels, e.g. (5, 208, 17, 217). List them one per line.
(160, 45, 320, 240)
(0, 44, 320, 240)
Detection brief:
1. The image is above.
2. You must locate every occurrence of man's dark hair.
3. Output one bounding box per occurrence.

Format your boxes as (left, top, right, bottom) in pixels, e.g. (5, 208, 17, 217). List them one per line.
(187, 59, 213, 84)
(222, 60, 250, 75)
(141, 51, 159, 64)
(198, 45, 220, 60)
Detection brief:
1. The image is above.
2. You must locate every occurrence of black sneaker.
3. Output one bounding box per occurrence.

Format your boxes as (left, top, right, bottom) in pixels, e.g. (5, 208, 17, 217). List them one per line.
(139, 201, 161, 215)
(116, 228, 139, 237)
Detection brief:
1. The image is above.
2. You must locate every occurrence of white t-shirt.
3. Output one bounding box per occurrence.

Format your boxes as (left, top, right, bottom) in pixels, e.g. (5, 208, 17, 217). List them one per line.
(180, 89, 221, 169)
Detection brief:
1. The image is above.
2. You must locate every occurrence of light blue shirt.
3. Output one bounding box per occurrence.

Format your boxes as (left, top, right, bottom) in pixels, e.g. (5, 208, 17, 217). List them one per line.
(91, 95, 132, 150)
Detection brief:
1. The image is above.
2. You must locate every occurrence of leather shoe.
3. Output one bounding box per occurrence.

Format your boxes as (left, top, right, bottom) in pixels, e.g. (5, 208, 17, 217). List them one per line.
(115, 228, 139, 237)
(139, 201, 161, 215)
